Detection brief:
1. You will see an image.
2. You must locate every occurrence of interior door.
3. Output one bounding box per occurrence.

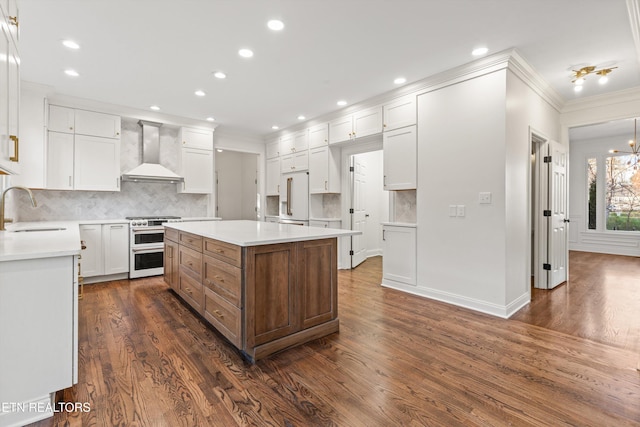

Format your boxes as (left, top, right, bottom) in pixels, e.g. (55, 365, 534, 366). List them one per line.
(351, 156, 367, 268)
(547, 140, 569, 288)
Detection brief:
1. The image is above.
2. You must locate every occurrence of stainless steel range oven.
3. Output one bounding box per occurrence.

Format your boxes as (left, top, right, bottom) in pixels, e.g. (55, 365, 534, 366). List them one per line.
(128, 216, 182, 278)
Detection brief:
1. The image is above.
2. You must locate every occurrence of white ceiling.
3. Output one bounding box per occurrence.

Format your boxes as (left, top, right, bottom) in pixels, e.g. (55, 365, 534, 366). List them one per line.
(18, 0, 640, 137)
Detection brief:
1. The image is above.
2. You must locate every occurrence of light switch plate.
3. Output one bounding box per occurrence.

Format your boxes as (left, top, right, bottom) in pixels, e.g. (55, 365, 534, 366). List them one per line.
(457, 205, 465, 217)
(449, 205, 458, 217)
(479, 192, 492, 204)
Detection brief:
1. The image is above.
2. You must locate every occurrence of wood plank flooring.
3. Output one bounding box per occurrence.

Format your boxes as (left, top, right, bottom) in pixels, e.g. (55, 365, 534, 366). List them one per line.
(30, 255, 640, 426)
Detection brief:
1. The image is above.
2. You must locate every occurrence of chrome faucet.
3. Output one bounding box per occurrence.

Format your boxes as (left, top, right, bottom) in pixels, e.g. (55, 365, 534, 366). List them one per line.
(0, 186, 38, 231)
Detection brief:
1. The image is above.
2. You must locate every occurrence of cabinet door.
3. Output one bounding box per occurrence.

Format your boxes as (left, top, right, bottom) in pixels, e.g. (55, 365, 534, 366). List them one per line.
(74, 135, 120, 191)
(383, 125, 416, 190)
(48, 105, 75, 134)
(309, 146, 329, 193)
(0, 22, 19, 174)
(13, 86, 47, 188)
(245, 243, 298, 347)
(293, 150, 308, 171)
(279, 133, 294, 155)
(383, 94, 416, 131)
(308, 123, 328, 149)
(281, 154, 294, 174)
(6, 40, 18, 173)
(266, 157, 280, 195)
(2, 0, 18, 42)
(74, 109, 121, 139)
(382, 226, 416, 286)
(179, 147, 213, 194)
(102, 223, 129, 275)
(79, 224, 103, 277)
(353, 106, 382, 139)
(164, 239, 179, 291)
(293, 129, 309, 152)
(46, 131, 74, 190)
(328, 115, 353, 145)
(181, 127, 213, 150)
(266, 139, 280, 159)
(298, 239, 338, 329)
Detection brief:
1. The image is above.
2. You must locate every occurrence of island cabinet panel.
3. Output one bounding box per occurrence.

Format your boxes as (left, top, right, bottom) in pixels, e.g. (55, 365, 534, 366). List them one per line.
(203, 254, 242, 307)
(245, 243, 298, 347)
(179, 269, 203, 312)
(178, 245, 202, 280)
(204, 237, 242, 267)
(179, 231, 203, 252)
(164, 239, 179, 292)
(204, 289, 242, 348)
(298, 239, 338, 329)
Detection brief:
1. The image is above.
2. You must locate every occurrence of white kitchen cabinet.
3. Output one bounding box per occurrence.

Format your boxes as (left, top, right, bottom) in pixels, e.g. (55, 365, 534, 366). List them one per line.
(266, 138, 280, 159)
(12, 85, 47, 188)
(265, 216, 280, 223)
(266, 156, 280, 195)
(48, 105, 75, 133)
(309, 145, 340, 193)
(180, 127, 213, 150)
(0, 254, 78, 427)
(382, 225, 416, 287)
(1, 0, 18, 42)
(308, 123, 329, 149)
(310, 220, 341, 229)
(383, 94, 417, 131)
(293, 129, 309, 152)
(329, 115, 353, 145)
(46, 131, 74, 190)
(80, 222, 129, 279)
(383, 125, 417, 190)
(0, 4, 19, 175)
(353, 106, 383, 139)
(281, 151, 309, 173)
(74, 109, 121, 138)
(279, 133, 294, 154)
(179, 147, 213, 194)
(74, 134, 121, 191)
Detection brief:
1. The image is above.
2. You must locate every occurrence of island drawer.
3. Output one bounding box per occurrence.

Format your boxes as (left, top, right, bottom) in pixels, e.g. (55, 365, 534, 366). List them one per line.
(165, 228, 179, 242)
(203, 255, 242, 307)
(179, 245, 202, 280)
(204, 288, 242, 348)
(180, 231, 203, 252)
(179, 270, 203, 311)
(204, 238, 242, 267)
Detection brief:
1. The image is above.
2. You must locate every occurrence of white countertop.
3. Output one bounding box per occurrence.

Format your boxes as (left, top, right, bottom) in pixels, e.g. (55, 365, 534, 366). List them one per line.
(166, 220, 360, 247)
(0, 221, 82, 262)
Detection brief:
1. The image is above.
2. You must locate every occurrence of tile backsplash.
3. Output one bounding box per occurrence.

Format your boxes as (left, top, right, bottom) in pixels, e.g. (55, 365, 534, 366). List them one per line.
(394, 190, 416, 223)
(7, 117, 209, 222)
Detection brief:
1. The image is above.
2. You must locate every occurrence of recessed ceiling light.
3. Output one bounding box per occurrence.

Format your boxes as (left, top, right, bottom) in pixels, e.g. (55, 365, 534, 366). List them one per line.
(267, 20, 284, 31)
(472, 47, 489, 56)
(150, 105, 161, 111)
(337, 100, 347, 106)
(394, 77, 406, 85)
(216, 149, 224, 153)
(238, 48, 254, 58)
(64, 69, 79, 77)
(62, 40, 80, 49)
(213, 71, 226, 79)
(297, 115, 306, 120)
(272, 125, 279, 130)
(574, 85, 583, 93)
(195, 90, 206, 97)
(206, 117, 215, 122)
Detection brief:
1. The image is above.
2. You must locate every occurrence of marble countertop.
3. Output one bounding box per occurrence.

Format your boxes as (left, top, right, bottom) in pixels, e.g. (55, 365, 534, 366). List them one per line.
(0, 221, 82, 262)
(166, 220, 360, 247)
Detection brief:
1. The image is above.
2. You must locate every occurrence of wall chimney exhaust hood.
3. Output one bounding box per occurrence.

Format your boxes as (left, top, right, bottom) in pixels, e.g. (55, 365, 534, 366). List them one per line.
(121, 120, 184, 183)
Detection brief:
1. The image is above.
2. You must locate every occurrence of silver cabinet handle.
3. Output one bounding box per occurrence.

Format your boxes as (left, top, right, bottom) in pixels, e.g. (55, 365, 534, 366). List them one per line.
(382, 230, 386, 241)
(286, 177, 293, 216)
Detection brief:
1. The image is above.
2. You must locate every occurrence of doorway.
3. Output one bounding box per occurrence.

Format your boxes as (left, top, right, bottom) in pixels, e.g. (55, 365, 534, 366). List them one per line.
(349, 150, 388, 268)
(215, 150, 258, 220)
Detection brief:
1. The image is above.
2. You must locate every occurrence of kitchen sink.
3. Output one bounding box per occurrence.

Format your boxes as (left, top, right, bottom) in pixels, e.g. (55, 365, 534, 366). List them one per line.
(12, 227, 67, 232)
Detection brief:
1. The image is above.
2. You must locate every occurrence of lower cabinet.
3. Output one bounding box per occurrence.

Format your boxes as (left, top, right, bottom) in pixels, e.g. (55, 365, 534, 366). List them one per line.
(164, 228, 179, 292)
(79, 222, 129, 281)
(165, 231, 338, 361)
(310, 220, 341, 229)
(382, 224, 417, 287)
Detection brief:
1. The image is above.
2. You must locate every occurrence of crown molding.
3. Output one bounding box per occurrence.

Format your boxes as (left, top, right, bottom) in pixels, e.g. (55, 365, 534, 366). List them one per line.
(264, 48, 565, 140)
(561, 86, 640, 114)
(627, 0, 640, 64)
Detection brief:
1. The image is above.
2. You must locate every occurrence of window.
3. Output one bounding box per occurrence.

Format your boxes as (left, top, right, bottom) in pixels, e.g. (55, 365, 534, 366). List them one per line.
(587, 158, 597, 230)
(605, 154, 640, 231)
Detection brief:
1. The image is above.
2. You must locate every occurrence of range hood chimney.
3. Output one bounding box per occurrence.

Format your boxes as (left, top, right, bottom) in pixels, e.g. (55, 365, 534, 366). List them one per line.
(121, 120, 184, 183)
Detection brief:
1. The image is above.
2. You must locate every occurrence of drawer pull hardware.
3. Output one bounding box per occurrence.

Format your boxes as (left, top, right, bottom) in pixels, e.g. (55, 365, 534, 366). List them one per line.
(214, 275, 224, 282)
(9, 135, 18, 162)
(185, 287, 191, 293)
(213, 310, 224, 319)
(215, 249, 225, 254)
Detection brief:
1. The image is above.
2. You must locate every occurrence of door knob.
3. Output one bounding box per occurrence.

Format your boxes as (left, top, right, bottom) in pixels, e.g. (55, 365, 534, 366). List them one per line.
(563, 218, 571, 223)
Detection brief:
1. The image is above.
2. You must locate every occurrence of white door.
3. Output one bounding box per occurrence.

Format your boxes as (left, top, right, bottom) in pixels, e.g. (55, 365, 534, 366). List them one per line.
(351, 156, 367, 268)
(547, 140, 569, 288)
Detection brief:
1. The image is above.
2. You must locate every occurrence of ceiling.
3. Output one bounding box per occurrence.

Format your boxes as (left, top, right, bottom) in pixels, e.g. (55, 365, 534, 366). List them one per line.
(19, 0, 640, 137)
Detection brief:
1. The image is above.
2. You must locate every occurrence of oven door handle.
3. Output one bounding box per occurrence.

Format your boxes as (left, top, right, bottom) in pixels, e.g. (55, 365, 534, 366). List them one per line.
(131, 227, 165, 233)
(132, 247, 164, 253)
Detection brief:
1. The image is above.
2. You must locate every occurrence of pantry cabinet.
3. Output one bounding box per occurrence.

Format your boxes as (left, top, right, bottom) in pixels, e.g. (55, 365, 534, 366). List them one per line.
(0, 1, 20, 175)
(266, 157, 280, 195)
(383, 125, 417, 190)
(383, 94, 416, 131)
(382, 224, 416, 287)
(309, 145, 340, 193)
(79, 222, 129, 281)
(178, 127, 214, 194)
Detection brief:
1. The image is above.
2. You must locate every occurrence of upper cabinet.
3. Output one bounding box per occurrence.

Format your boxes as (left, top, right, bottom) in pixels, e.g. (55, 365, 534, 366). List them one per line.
(383, 94, 416, 132)
(329, 106, 383, 145)
(0, 0, 20, 174)
(279, 133, 294, 154)
(74, 135, 121, 191)
(48, 105, 75, 134)
(178, 127, 213, 194)
(293, 129, 309, 152)
(266, 139, 280, 159)
(49, 105, 121, 139)
(308, 123, 329, 149)
(383, 125, 417, 190)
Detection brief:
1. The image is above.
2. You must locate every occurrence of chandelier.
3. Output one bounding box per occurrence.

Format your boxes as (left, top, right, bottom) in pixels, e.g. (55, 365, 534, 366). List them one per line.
(572, 66, 617, 93)
(609, 118, 640, 168)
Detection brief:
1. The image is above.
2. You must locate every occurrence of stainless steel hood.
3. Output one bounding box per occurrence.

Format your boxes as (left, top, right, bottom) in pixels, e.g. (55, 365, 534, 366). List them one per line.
(121, 120, 184, 183)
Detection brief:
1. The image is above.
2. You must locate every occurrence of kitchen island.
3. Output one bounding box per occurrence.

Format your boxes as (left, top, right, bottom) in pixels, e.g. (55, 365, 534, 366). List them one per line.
(164, 220, 358, 362)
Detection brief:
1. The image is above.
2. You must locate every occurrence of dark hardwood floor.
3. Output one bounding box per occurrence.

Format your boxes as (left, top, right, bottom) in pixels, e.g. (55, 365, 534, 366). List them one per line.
(30, 254, 640, 426)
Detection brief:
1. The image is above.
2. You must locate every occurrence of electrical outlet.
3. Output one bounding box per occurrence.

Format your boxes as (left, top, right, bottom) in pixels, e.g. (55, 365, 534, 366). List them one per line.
(479, 192, 492, 204)
(456, 205, 465, 217)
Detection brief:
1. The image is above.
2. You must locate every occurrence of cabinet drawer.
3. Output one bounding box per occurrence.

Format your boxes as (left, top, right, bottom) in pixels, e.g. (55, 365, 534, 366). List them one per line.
(179, 245, 202, 280)
(179, 270, 203, 311)
(165, 228, 179, 242)
(204, 288, 242, 348)
(204, 238, 242, 268)
(180, 231, 203, 251)
(203, 255, 242, 307)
